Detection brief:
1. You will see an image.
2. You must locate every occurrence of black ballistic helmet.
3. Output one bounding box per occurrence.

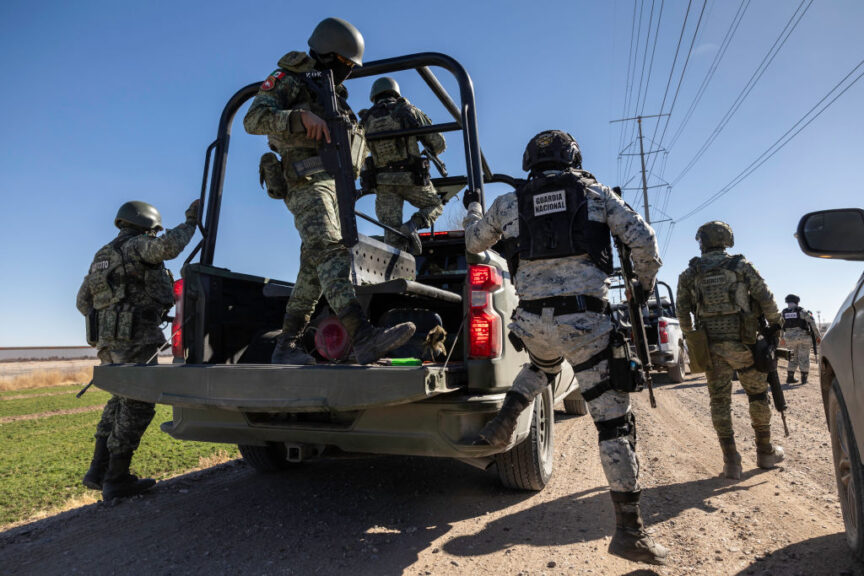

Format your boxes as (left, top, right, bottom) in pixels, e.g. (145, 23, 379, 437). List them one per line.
(307, 17, 365, 66)
(785, 294, 800, 304)
(522, 130, 582, 173)
(370, 77, 400, 102)
(115, 201, 162, 232)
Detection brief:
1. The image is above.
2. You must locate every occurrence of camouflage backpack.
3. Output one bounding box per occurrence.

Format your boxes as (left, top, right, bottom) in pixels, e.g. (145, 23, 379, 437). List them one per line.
(691, 255, 750, 319)
(362, 98, 420, 166)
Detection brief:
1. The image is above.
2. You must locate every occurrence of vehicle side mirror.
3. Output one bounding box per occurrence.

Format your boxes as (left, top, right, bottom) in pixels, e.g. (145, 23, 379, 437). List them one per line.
(796, 208, 864, 261)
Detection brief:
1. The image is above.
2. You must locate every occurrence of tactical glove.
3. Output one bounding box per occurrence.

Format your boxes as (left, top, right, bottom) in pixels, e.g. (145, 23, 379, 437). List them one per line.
(185, 199, 201, 226)
(462, 188, 480, 210)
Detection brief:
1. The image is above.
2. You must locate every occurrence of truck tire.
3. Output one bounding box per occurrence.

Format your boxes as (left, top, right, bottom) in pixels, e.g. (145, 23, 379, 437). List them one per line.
(495, 385, 555, 491)
(563, 389, 588, 415)
(238, 443, 291, 473)
(668, 343, 687, 383)
(828, 378, 864, 561)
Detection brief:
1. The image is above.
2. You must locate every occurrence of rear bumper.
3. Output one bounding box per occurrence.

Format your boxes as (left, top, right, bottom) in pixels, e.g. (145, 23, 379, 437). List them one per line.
(161, 391, 527, 459)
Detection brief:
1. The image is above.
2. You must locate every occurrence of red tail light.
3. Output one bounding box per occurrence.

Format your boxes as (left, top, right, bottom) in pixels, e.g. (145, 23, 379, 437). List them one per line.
(171, 279, 184, 358)
(467, 264, 503, 359)
(659, 319, 669, 344)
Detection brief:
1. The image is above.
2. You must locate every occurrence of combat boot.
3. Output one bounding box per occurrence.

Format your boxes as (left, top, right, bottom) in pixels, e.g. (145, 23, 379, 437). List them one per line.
(718, 436, 742, 480)
(472, 391, 532, 447)
(271, 314, 316, 365)
(608, 491, 670, 565)
(755, 429, 785, 469)
(339, 301, 415, 365)
(101, 454, 156, 500)
(801, 372, 808, 385)
(786, 371, 798, 384)
(398, 221, 423, 256)
(82, 436, 109, 490)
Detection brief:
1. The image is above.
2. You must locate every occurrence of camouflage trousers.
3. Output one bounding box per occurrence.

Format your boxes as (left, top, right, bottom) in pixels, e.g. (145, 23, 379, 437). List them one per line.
(783, 329, 813, 374)
(375, 181, 442, 248)
(705, 340, 772, 439)
(94, 344, 158, 457)
(510, 308, 639, 493)
(282, 177, 357, 324)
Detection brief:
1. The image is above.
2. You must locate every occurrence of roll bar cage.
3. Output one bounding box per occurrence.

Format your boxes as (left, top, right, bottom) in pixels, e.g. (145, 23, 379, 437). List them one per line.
(190, 52, 519, 266)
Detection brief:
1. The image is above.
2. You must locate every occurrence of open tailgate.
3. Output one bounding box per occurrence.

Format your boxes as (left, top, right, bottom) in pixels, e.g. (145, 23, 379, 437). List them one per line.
(93, 364, 464, 413)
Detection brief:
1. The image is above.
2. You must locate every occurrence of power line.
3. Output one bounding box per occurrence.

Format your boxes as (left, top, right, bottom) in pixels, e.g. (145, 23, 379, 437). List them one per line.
(622, 0, 656, 181)
(666, 0, 750, 151)
(675, 58, 864, 223)
(669, 0, 813, 187)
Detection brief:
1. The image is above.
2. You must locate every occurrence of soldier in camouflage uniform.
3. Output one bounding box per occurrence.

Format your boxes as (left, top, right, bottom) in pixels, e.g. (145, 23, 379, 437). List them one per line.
(77, 199, 199, 500)
(676, 221, 785, 481)
(780, 294, 820, 384)
(463, 131, 668, 565)
(243, 18, 414, 365)
(360, 77, 446, 254)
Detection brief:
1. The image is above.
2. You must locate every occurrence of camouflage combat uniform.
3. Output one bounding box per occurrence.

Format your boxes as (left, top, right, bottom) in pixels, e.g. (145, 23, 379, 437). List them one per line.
(77, 222, 195, 457)
(781, 305, 820, 377)
(360, 97, 446, 247)
(676, 250, 781, 447)
(243, 51, 359, 326)
(463, 169, 661, 493)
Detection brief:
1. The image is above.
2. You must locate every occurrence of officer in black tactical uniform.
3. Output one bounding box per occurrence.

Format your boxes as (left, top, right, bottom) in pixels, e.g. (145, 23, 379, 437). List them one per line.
(77, 200, 198, 499)
(463, 131, 667, 565)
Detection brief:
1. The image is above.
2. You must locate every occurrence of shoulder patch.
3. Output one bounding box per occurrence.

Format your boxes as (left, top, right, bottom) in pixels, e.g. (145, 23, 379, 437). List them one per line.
(260, 70, 286, 92)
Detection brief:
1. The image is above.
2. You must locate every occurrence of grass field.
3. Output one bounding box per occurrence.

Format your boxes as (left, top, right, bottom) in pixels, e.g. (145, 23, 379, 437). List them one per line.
(0, 376, 239, 527)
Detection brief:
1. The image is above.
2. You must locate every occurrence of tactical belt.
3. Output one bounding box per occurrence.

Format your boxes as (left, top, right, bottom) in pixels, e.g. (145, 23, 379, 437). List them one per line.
(519, 295, 608, 316)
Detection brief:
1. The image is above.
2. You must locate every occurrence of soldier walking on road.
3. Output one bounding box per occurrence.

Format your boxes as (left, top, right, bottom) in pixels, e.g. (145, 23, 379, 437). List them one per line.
(360, 77, 446, 254)
(243, 18, 414, 365)
(780, 294, 821, 385)
(676, 221, 786, 481)
(463, 130, 668, 565)
(77, 199, 199, 500)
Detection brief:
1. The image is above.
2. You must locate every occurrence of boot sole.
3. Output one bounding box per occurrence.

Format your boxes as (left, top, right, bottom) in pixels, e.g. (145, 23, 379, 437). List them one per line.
(102, 480, 156, 500)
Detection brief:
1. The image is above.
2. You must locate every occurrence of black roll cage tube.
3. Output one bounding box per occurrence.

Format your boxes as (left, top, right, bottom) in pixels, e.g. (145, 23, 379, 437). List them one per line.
(194, 52, 517, 266)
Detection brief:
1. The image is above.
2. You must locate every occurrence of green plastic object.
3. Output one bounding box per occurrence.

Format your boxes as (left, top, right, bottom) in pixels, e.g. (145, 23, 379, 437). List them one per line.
(388, 358, 422, 366)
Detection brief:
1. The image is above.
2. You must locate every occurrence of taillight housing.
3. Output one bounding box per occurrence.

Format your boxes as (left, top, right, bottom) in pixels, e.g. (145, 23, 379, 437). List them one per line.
(171, 279, 184, 358)
(659, 319, 669, 344)
(468, 264, 503, 359)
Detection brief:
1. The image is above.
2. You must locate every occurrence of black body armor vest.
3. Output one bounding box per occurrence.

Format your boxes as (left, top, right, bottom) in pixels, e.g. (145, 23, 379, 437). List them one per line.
(516, 171, 613, 274)
(782, 307, 808, 331)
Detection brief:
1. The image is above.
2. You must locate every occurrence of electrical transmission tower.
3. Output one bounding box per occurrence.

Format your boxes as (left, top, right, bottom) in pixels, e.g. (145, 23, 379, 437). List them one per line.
(610, 113, 670, 224)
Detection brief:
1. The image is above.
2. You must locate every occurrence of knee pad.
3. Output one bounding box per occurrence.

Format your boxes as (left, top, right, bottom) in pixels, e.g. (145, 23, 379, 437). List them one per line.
(747, 391, 769, 404)
(528, 351, 563, 376)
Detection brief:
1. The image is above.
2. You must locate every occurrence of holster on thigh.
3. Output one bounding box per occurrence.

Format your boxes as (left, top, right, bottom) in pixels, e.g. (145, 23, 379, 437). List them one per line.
(595, 412, 637, 449)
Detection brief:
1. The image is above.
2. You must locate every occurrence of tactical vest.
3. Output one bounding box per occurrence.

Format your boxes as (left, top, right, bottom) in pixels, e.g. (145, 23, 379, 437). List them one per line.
(84, 234, 174, 344)
(782, 307, 808, 331)
(691, 255, 750, 319)
(362, 98, 421, 167)
(515, 171, 613, 273)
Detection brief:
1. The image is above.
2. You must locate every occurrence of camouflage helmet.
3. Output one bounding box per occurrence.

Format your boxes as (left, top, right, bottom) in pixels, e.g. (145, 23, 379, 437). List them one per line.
(522, 130, 582, 172)
(115, 201, 162, 232)
(695, 221, 734, 251)
(308, 17, 364, 67)
(370, 77, 400, 102)
(785, 294, 800, 304)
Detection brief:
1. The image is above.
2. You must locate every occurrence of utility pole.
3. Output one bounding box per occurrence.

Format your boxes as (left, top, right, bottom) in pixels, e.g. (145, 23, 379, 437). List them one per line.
(610, 113, 670, 224)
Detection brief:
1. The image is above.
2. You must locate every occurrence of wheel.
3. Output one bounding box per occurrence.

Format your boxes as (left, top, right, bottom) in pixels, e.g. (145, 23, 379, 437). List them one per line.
(668, 343, 687, 383)
(495, 385, 555, 491)
(238, 443, 292, 473)
(563, 389, 588, 415)
(828, 379, 864, 560)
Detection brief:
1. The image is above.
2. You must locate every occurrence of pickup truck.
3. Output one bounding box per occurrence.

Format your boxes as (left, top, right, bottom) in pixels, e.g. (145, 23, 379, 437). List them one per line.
(92, 53, 583, 491)
(612, 279, 689, 383)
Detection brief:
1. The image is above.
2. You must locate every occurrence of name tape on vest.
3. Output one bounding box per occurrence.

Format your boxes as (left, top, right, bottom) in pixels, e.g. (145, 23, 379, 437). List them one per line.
(784, 312, 799, 319)
(533, 190, 567, 216)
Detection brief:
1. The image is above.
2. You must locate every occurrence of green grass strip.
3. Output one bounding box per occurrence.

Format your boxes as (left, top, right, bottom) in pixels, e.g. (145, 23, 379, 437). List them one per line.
(0, 389, 112, 419)
(0, 384, 83, 398)
(0, 405, 238, 526)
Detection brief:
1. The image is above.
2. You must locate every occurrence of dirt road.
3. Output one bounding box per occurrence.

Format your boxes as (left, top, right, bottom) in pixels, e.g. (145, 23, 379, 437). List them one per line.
(0, 369, 858, 576)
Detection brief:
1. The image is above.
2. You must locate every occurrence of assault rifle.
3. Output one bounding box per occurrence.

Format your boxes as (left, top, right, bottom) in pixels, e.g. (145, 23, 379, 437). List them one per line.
(611, 186, 657, 409)
(422, 147, 447, 177)
(302, 69, 362, 248)
(809, 326, 819, 359)
(754, 317, 790, 436)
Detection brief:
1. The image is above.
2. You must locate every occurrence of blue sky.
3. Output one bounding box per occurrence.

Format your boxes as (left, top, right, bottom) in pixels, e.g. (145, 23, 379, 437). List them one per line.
(1, 0, 862, 345)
